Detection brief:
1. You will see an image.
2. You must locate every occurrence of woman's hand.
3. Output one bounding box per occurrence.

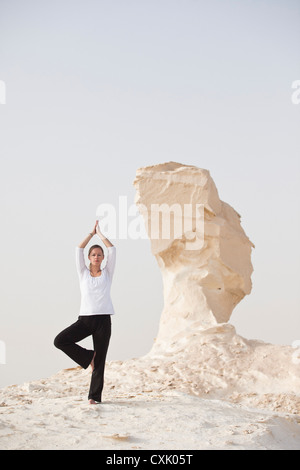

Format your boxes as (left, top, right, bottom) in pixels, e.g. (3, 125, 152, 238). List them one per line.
(96, 220, 114, 247)
(96, 221, 103, 238)
(91, 220, 98, 236)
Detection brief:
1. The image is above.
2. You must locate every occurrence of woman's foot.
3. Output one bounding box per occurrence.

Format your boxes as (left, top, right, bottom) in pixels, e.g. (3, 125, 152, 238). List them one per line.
(90, 351, 96, 371)
(89, 399, 97, 405)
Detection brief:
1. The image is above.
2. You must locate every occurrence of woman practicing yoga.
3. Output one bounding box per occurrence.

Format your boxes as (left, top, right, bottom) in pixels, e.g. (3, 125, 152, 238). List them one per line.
(54, 221, 116, 404)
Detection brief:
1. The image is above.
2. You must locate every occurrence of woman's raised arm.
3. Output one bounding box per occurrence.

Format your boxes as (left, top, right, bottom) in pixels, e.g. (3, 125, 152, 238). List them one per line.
(78, 221, 98, 249)
(96, 222, 114, 248)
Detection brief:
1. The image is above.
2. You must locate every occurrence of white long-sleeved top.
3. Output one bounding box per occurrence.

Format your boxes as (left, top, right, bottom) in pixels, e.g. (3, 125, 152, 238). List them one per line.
(75, 245, 116, 316)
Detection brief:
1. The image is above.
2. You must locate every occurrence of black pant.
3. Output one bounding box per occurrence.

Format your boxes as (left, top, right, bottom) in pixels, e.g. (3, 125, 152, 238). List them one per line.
(54, 315, 111, 402)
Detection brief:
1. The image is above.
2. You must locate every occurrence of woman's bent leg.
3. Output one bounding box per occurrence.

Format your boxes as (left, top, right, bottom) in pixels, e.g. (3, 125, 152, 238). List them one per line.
(54, 319, 94, 369)
(88, 315, 111, 403)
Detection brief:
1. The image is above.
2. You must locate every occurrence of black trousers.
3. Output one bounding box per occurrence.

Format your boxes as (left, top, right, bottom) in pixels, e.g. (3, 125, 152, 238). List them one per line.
(54, 315, 111, 402)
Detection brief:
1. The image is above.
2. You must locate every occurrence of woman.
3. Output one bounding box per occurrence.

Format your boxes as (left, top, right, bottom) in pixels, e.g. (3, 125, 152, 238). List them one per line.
(54, 221, 116, 404)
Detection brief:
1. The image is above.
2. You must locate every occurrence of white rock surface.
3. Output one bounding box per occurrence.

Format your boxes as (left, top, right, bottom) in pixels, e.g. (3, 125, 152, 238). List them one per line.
(0, 367, 299, 450)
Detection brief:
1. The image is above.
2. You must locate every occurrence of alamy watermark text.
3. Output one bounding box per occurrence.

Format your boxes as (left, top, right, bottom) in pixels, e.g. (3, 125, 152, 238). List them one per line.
(0, 80, 6, 104)
(0, 340, 6, 364)
(96, 196, 204, 251)
(291, 80, 300, 104)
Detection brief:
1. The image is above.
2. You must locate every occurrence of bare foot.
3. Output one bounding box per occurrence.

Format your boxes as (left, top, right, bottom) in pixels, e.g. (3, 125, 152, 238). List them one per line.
(90, 351, 96, 372)
(89, 399, 97, 405)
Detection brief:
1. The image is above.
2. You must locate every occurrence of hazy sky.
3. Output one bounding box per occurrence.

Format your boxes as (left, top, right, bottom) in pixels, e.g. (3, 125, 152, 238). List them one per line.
(0, 0, 299, 388)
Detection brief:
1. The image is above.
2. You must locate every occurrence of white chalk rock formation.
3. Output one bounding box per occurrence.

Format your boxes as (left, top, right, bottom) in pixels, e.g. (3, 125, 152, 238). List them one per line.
(128, 162, 300, 414)
(133, 162, 255, 349)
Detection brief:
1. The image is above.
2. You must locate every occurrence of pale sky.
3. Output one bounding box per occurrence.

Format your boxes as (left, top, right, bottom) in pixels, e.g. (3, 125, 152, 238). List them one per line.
(0, 0, 299, 388)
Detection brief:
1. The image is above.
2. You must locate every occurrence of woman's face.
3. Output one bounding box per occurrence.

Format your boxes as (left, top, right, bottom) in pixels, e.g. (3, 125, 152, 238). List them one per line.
(89, 248, 104, 267)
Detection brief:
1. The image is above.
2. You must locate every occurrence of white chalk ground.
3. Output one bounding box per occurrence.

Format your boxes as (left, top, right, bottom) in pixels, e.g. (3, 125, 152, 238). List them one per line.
(1, 326, 300, 450)
(0, 365, 300, 450)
